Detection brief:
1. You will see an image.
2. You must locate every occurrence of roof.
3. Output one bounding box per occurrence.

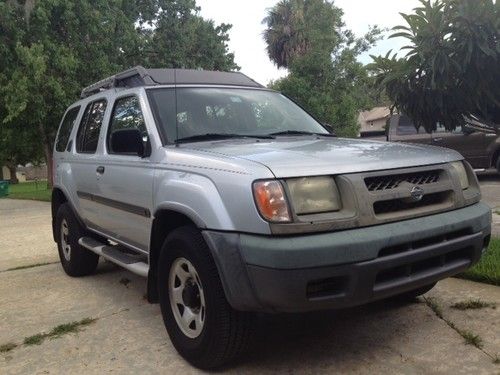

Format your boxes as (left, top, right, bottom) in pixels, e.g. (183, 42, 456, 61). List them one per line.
(81, 66, 264, 98)
(360, 107, 391, 122)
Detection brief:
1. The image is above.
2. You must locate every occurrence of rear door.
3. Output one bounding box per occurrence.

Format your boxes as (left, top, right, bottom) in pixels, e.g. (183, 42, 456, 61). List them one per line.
(388, 115, 431, 145)
(431, 124, 488, 169)
(92, 93, 154, 252)
(71, 98, 108, 227)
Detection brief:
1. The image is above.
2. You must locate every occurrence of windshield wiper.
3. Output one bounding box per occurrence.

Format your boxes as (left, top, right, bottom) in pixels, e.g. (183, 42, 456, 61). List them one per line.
(269, 130, 335, 137)
(176, 133, 275, 143)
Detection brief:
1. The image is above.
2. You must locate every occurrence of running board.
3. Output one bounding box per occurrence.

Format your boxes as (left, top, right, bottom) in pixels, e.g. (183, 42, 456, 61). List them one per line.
(78, 237, 149, 277)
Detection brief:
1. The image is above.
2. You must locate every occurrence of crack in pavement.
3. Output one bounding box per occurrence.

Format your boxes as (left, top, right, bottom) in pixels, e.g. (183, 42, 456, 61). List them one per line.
(423, 296, 499, 364)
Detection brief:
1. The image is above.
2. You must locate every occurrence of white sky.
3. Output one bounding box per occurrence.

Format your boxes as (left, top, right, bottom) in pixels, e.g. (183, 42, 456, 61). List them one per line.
(197, 0, 421, 85)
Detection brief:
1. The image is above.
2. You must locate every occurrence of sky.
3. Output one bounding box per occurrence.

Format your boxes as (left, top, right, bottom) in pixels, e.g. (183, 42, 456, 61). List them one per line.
(196, 0, 421, 85)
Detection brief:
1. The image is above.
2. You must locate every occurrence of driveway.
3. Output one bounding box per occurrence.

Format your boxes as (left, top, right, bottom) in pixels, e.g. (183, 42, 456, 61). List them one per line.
(1, 182, 499, 373)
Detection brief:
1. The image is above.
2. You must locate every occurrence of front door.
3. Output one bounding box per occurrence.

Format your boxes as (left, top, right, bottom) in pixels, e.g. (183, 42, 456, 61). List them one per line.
(93, 94, 154, 252)
(432, 124, 488, 169)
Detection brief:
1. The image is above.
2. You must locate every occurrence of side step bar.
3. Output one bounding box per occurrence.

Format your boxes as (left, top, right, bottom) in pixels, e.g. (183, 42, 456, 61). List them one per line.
(79, 237, 149, 277)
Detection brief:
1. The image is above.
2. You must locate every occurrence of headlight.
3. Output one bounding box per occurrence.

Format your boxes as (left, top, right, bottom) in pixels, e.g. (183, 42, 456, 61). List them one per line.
(253, 180, 291, 222)
(287, 176, 341, 215)
(450, 161, 469, 190)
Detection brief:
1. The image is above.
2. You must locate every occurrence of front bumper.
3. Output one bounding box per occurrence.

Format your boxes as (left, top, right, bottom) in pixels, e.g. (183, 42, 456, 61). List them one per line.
(203, 202, 491, 313)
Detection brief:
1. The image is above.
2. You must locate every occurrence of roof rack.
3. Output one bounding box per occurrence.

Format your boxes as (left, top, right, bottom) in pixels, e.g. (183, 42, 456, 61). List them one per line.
(80, 66, 263, 98)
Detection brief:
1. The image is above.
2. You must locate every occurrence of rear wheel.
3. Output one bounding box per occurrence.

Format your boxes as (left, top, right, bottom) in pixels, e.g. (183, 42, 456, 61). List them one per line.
(55, 203, 99, 276)
(496, 155, 500, 173)
(157, 226, 254, 370)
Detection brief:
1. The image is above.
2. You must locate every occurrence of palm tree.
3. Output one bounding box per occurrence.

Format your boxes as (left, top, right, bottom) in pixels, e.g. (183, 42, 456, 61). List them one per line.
(262, 0, 309, 68)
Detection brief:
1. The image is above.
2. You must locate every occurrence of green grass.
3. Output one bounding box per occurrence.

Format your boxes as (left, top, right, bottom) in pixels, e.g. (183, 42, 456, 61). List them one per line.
(6, 262, 58, 272)
(0, 342, 17, 353)
(457, 237, 500, 286)
(451, 299, 496, 310)
(23, 317, 96, 346)
(3, 180, 51, 202)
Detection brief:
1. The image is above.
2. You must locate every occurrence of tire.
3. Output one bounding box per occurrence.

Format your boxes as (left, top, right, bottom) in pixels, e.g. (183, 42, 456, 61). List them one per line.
(394, 282, 437, 301)
(157, 226, 254, 370)
(55, 203, 99, 277)
(496, 155, 500, 173)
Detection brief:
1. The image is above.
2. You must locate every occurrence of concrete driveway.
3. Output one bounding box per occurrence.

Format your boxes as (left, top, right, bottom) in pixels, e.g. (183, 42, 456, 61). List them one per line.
(0, 175, 499, 374)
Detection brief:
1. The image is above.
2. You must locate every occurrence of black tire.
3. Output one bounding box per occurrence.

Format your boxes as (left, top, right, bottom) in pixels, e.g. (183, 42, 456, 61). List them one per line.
(157, 226, 254, 370)
(394, 282, 437, 301)
(496, 155, 500, 174)
(55, 203, 99, 277)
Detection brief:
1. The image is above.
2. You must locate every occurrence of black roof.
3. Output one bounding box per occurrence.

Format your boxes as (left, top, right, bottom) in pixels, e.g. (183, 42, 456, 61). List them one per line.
(81, 66, 264, 98)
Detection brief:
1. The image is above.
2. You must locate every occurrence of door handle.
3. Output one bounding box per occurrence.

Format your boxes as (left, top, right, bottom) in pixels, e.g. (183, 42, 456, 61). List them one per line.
(433, 137, 443, 142)
(96, 166, 105, 174)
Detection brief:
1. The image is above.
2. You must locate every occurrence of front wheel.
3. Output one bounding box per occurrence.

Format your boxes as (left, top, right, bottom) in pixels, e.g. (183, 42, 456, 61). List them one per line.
(157, 226, 254, 370)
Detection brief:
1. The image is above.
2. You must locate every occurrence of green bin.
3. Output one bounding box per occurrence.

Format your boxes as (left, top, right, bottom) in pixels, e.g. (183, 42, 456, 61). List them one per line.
(0, 180, 9, 197)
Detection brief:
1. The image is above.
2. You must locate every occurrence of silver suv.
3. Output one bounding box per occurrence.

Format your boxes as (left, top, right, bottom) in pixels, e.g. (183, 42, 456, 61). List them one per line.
(52, 66, 491, 369)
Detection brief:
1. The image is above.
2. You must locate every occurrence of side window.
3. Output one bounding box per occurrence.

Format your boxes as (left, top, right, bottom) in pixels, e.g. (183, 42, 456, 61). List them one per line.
(396, 115, 427, 135)
(107, 96, 146, 154)
(76, 99, 107, 153)
(55, 106, 80, 152)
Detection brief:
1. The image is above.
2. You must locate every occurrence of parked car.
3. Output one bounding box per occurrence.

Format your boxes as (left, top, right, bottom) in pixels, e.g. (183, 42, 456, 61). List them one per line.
(52, 67, 492, 369)
(386, 114, 500, 171)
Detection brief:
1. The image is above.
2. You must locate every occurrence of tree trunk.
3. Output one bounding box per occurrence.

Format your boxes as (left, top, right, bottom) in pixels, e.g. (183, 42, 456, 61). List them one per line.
(38, 123, 53, 189)
(44, 143, 53, 189)
(7, 164, 19, 184)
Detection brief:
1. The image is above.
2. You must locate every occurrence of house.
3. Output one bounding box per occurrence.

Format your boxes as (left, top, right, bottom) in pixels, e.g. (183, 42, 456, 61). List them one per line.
(357, 106, 391, 137)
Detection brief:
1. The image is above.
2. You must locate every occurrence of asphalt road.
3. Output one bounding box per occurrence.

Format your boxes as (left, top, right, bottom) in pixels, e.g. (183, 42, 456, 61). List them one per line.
(0, 175, 499, 374)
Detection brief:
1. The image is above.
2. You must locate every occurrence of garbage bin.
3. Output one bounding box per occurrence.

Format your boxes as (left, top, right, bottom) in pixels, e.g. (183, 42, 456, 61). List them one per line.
(0, 180, 9, 197)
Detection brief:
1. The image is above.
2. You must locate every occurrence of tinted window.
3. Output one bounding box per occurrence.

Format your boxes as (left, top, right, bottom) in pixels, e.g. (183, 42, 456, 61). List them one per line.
(107, 96, 146, 154)
(147, 88, 327, 142)
(396, 115, 427, 135)
(55, 106, 80, 152)
(76, 100, 107, 153)
(433, 123, 463, 134)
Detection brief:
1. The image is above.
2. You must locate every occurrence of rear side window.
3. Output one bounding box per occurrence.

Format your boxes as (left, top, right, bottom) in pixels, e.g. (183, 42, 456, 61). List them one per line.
(107, 96, 146, 154)
(55, 106, 80, 152)
(396, 115, 427, 135)
(76, 99, 107, 153)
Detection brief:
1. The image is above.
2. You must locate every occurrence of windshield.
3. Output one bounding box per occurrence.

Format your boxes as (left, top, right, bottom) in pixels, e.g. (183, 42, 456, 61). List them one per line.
(147, 87, 328, 143)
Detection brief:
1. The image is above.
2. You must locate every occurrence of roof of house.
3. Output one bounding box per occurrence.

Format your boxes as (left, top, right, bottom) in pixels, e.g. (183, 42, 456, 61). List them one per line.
(81, 66, 264, 98)
(359, 107, 391, 122)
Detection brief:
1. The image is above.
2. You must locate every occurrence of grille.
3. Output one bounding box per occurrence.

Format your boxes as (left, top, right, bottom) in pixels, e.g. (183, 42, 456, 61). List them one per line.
(365, 170, 440, 192)
(373, 191, 451, 215)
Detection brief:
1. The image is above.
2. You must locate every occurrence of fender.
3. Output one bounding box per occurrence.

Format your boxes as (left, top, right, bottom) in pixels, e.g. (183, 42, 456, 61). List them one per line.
(153, 170, 236, 231)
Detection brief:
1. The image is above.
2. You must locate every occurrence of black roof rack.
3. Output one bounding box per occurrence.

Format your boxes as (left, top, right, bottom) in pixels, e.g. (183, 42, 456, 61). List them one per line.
(80, 66, 264, 98)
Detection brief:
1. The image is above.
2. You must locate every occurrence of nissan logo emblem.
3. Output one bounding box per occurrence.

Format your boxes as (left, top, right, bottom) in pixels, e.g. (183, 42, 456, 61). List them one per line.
(410, 186, 425, 202)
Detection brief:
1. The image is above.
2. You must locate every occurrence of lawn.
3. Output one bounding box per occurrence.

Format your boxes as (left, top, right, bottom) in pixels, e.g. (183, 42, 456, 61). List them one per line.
(3, 180, 51, 202)
(458, 237, 500, 286)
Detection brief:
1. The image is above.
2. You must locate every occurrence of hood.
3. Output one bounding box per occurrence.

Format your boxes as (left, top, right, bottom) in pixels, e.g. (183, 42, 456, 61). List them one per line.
(181, 137, 463, 178)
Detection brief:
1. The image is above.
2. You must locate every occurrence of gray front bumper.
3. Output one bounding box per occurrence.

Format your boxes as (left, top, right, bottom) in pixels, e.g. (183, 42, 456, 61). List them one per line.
(203, 202, 491, 313)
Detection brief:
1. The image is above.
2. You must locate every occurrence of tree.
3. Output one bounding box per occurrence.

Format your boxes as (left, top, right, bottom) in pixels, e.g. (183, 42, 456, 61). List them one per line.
(263, 0, 382, 137)
(0, 0, 238, 187)
(369, 0, 499, 132)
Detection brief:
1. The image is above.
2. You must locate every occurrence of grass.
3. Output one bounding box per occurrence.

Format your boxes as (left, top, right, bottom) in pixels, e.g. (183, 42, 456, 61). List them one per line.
(457, 237, 500, 286)
(5, 262, 58, 272)
(0, 342, 17, 353)
(23, 317, 96, 346)
(451, 299, 496, 310)
(2, 180, 51, 202)
(424, 297, 484, 350)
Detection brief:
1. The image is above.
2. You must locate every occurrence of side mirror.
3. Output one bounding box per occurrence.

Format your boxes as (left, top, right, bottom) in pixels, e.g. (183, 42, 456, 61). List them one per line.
(110, 129, 151, 157)
(322, 123, 336, 136)
(462, 125, 475, 135)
